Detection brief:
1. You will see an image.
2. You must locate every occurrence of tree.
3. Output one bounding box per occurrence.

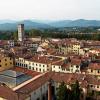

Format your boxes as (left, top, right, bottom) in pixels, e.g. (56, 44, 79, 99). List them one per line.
(71, 80, 81, 100)
(56, 81, 82, 100)
(13, 31, 18, 40)
(29, 29, 42, 37)
(57, 82, 68, 100)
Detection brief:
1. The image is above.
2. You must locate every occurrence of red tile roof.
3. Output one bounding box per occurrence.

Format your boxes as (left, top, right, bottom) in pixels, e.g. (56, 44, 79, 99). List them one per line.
(15, 72, 100, 98)
(1, 70, 99, 100)
(88, 63, 100, 70)
(0, 84, 18, 100)
(15, 72, 50, 100)
(29, 55, 62, 65)
(12, 67, 41, 77)
(71, 58, 81, 65)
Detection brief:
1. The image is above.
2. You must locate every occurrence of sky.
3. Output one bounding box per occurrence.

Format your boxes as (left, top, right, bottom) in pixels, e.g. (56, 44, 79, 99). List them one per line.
(0, 0, 100, 20)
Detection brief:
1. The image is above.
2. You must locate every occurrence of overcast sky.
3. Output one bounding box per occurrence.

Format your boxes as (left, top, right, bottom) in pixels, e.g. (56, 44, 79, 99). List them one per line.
(0, 0, 100, 20)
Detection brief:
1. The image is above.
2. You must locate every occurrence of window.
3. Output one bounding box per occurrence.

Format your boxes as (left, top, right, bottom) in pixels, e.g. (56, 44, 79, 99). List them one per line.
(76, 70, 79, 72)
(71, 65, 73, 67)
(36, 64, 37, 66)
(10, 62, 12, 64)
(33, 67, 34, 70)
(5, 59, 7, 61)
(29, 66, 31, 69)
(53, 66, 55, 68)
(76, 65, 79, 68)
(20, 63, 21, 66)
(22, 64, 23, 67)
(17, 63, 19, 66)
(97, 86, 99, 88)
(98, 70, 100, 73)
(26, 64, 28, 67)
(34, 91, 36, 95)
(91, 85, 93, 87)
(0, 60, 1, 62)
(91, 70, 93, 73)
(39, 64, 41, 67)
(71, 69, 73, 72)
(32, 63, 34, 65)
(5, 63, 7, 66)
(66, 68, 70, 71)
(43, 65, 45, 67)
(0, 65, 1, 67)
(10, 58, 12, 60)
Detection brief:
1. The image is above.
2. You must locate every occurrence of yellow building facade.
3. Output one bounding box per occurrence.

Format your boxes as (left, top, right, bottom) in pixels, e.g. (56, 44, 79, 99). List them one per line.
(0, 56, 14, 72)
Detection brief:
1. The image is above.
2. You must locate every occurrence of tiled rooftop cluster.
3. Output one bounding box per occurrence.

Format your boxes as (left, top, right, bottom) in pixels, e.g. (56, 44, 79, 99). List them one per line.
(0, 27, 100, 99)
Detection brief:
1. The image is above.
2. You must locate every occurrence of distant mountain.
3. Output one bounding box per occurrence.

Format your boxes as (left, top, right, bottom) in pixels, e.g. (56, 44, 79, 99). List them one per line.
(47, 20, 72, 27)
(31, 19, 54, 24)
(0, 19, 17, 24)
(47, 19, 100, 27)
(0, 20, 51, 30)
(18, 20, 52, 29)
(0, 19, 100, 30)
(67, 19, 100, 27)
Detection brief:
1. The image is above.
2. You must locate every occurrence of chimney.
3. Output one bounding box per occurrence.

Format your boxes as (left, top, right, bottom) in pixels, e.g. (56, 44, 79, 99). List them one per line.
(48, 81, 52, 100)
